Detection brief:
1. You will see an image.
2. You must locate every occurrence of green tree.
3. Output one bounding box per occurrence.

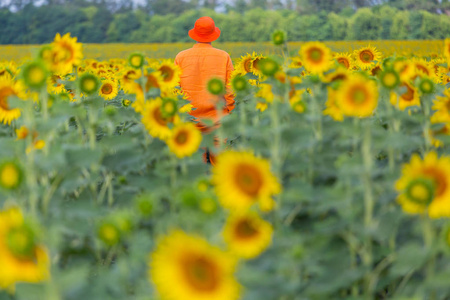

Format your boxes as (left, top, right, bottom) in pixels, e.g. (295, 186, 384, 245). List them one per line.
(348, 7, 381, 40)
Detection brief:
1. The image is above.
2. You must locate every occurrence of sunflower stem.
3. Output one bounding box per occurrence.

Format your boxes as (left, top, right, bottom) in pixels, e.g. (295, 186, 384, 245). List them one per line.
(24, 100, 39, 216)
(422, 214, 436, 299)
(385, 92, 396, 173)
(41, 88, 48, 121)
(420, 95, 432, 152)
(361, 119, 374, 297)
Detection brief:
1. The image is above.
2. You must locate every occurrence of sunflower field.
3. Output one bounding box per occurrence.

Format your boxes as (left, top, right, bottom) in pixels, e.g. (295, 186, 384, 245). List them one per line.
(1, 32, 450, 300)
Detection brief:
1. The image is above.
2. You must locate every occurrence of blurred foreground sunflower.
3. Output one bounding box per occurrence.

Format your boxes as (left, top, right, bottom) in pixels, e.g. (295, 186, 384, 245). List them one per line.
(149, 230, 240, 300)
(223, 212, 273, 259)
(212, 151, 281, 212)
(395, 152, 450, 218)
(0, 207, 50, 292)
(167, 122, 202, 158)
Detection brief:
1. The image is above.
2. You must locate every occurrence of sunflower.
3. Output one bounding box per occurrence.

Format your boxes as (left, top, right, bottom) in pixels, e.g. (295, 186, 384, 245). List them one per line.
(256, 83, 274, 103)
(149, 230, 240, 300)
(0, 61, 17, 80)
(120, 68, 142, 94)
(235, 53, 253, 75)
(154, 60, 181, 88)
(379, 68, 400, 90)
(179, 103, 194, 114)
(0, 77, 26, 125)
(394, 60, 416, 82)
(390, 82, 420, 111)
(431, 88, 450, 124)
(322, 68, 349, 84)
(335, 75, 378, 118)
(354, 46, 382, 70)
(255, 102, 268, 112)
(128, 52, 145, 69)
(222, 212, 273, 259)
(324, 87, 344, 121)
(212, 151, 281, 212)
(167, 122, 202, 158)
(288, 56, 303, 69)
(395, 152, 450, 218)
(141, 98, 179, 140)
(48, 33, 83, 74)
(99, 79, 118, 100)
(0, 207, 50, 291)
(334, 52, 353, 70)
(300, 42, 333, 74)
(47, 74, 67, 94)
(445, 38, 450, 62)
(289, 89, 306, 113)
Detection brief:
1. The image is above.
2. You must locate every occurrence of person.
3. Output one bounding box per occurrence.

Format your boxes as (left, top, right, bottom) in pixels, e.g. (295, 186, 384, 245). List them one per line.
(174, 16, 235, 134)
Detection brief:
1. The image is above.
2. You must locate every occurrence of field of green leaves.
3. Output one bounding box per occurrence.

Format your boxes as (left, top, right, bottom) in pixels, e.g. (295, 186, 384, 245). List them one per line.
(1, 33, 450, 300)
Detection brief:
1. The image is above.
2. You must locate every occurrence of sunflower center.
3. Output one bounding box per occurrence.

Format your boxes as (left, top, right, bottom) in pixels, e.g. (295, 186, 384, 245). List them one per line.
(337, 57, 350, 69)
(401, 84, 414, 101)
(146, 75, 160, 91)
(153, 108, 168, 126)
(308, 48, 323, 62)
(160, 66, 174, 82)
(101, 83, 113, 95)
(423, 168, 448, 198)
(1, 164, 19, 188)
(0, 87, 14, 111)
(351, 87, 367, 104)
(406, 177, 435, 205)
(360, 50, 374, 63)
(252, 58, 261, 70)
(234, 163, 263, 197)
(182, 255, 219, 291)
(235, 219, 258, 239)
(416, 64, 429, 75)
(243, 58, 252, 73)
(175, 130, 189, 145)
(6, 226, 35, 260)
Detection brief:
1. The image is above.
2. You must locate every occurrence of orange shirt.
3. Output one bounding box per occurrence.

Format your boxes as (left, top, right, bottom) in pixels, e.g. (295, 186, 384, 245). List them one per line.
(174, 43, 235, 123)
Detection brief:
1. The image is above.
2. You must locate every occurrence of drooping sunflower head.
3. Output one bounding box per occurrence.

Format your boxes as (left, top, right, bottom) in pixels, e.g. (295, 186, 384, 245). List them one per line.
(212, 151, 281, 212)
(231, 75, 248, 92)
(207, 78, 225, 96)
(418, 77, 435, 94)
(97, 221, 121, 247)
(259, 58, 279, 77)
(149, 230, 240, 300)
(354, 46, 382, 70)
(98, 79, 118, 101)
(272, 29, 286, 46)
(223, 212, 273, 259)
(395, 152, 450, 218)
(335, 74, 378, 118)
(300, 42, 333, 74)
(334, 52, 353, 70)
(167, 122, 202, 158)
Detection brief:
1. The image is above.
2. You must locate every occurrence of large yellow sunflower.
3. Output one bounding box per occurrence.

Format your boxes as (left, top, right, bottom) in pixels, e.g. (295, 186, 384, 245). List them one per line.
(149, 230, 240, 300)
(99, 79, 118, 101)
(0, 207, 50, 291)
(235, 53, 253, 75)
(212, 151, 281, 212)
(167, 122, 202, 158)
(353, 46, 382, 70)
(154, 60, 181, 88)
(48, 33, 83, 74)
(395, 152, 450, 218)
(141, 98, 179, 140)
(333, 52, 353, 70)
(0, 77, 26, 125)
(222, 212, 273, 259)
(300, 42, 333, 74)
(389, 82, 420, 111)
(431, 88, 450, 124)
(335, 75, 378, 118)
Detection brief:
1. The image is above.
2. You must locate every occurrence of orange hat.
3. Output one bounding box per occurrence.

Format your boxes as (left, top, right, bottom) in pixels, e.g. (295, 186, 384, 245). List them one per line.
(188, 16, 221, 43)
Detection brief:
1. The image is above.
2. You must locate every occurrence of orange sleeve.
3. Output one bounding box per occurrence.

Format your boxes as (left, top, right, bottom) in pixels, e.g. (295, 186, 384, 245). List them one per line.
(224, 55, 235, 113)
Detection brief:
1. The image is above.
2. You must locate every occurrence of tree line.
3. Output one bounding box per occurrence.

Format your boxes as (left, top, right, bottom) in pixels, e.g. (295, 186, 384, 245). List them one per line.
(1, 0, 450, 44)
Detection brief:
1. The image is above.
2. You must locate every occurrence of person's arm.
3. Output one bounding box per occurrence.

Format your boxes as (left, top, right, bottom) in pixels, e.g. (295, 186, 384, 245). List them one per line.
(224, 55, 235, 113)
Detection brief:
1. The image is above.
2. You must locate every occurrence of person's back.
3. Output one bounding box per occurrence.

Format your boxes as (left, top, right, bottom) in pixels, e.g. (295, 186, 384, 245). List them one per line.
(174, 17, 235, 130)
